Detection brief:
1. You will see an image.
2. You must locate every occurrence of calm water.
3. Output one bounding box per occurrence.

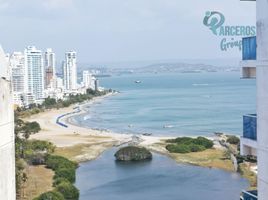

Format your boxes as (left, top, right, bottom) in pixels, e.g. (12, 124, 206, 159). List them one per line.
(76, 148, 249, 200)
(71, 72, 256, 136)
(74, 72, 253, 199)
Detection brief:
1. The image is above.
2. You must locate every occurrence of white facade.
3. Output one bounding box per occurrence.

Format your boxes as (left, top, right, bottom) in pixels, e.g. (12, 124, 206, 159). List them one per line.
(0, 46, 16, 200)
(256, 1, 268, 198)
(82, 70, 94, 89)
(63, 51, 77, 90)
(240, 1, 268, 199)
(24, 46, 44, 101)
(10, 52, 26, 106)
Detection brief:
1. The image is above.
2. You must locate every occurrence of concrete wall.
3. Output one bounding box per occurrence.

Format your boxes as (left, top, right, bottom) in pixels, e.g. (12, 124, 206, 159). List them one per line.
(257, 0, 268, 199)
(0, 78, 16, 200)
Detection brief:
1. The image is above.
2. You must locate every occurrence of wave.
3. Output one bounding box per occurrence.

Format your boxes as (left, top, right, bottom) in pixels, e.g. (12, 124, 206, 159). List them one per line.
(192, 83, 209, 86)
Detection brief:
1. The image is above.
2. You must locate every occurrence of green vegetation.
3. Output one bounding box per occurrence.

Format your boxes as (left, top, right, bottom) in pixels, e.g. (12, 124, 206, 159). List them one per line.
(46, 155, 77, 184)
(226, 135, 240, 145)
(115, 146, 152, 161)
(33, 191, 64, 200)
(15, 89, 113, 198)
(166, 137, 214, 153)
(16, 89, 113, 118)
(33, 155, 79, 199)
(15, 115, 79, 199)
(56, 181, 79, 200)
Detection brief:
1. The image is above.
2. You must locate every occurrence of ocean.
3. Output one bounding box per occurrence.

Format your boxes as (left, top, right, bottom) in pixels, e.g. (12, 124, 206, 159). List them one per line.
(71, 72, 256, 136)
(73, 72, 254, 199)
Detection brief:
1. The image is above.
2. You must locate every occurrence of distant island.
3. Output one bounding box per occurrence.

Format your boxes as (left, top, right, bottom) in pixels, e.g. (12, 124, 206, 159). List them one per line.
(115, 146, 152, 161)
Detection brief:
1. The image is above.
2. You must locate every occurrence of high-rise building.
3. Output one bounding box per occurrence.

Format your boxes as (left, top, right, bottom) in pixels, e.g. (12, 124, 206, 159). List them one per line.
(10, 52, 25, 93)
(63, 51, 77, 90)
(82, 70, 93, 89)
(24, 46, 44, 101)
(45, 67, 54, 89)
(10, 52, 26, 106)
(239, 1, 268, 200)
(44, 48, 56, 88)
(0, 45, 16, 200)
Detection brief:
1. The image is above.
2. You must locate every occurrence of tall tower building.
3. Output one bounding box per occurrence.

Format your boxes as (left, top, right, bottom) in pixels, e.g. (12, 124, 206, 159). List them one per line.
(44, 48, 56, 88)
(0, 46, 16, 200)
(63, 51, 77, 90)
(24, 46, 44, 101)
(82, 70, 93, 89)
(10, 52, 26, 106)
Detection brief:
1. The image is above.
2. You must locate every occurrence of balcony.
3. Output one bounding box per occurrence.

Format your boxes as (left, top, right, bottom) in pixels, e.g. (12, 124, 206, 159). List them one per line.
(242, 37, 256, 60)
(243, 114, 257, 141)
(242, 190, 257, 200)
(241, 36, 256, 79)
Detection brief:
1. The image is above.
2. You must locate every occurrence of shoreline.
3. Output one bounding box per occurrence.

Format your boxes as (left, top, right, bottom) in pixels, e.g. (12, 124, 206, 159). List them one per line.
(26, 92, 257, 187)
(28, 93, 232, 167)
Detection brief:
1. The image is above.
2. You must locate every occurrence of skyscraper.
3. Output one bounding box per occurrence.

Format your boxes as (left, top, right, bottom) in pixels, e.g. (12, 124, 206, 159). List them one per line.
(63, 51, 77, 90)
(10, 52, 26, 106)
(24, 46, 44, 101)
(82, 70, 93, 89)
(44, 48, 56, 88)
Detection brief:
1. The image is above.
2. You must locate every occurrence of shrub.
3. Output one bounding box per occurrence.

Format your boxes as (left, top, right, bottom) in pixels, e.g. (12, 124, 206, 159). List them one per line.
(188, 144, 206, 152)
(227, 135, 240, 145)
(56, 181, 79, 200)
(28, 140, 55, 153)
(54, 168, 76, 183)
(53, 178, 70, 187)
(166, 137, 213, 153)
(34, 191, 64, 200)
(166, 137, 193, 144)
(193, 137, 214, 148)
(166, 144, 191, 153)
(46, 155, 77, 171)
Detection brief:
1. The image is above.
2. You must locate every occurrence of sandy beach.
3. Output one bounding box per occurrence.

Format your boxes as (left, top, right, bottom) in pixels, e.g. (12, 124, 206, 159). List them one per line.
(26, 93, 241, 175)
(27, 93, 169, 162)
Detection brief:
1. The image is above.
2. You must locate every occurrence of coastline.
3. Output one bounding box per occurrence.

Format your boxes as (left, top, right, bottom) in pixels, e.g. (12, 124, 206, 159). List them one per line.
(28, 92, 173, 162)
(28, 92, 233, 169)
(26, 91, 257, 189)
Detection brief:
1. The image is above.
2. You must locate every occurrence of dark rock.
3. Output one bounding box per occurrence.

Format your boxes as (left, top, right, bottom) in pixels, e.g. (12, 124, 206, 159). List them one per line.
(114, 146, 152, 161)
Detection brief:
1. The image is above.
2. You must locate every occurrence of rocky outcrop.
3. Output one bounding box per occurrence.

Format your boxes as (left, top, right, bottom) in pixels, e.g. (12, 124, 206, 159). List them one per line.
(114, 146, 152, 161)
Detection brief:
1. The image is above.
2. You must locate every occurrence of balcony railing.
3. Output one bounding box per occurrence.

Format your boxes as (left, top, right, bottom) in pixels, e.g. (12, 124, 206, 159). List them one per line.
(243, 114, 257, 140)
(242, 190, 258, 200)
(242, 36, 257, 60)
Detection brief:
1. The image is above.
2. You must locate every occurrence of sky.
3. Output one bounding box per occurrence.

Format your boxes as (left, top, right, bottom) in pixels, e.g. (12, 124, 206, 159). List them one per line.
(0, 0, 256, 64)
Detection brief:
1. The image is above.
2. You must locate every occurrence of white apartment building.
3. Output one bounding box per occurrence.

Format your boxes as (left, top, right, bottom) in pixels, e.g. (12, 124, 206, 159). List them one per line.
(0, 45, 16, 200)
(240, 0, 268, 199)
(24, 46, 45, 102)
(82, 70, 95, 89)
(9, 52, 26, 106)
(63, 51, 77, 91)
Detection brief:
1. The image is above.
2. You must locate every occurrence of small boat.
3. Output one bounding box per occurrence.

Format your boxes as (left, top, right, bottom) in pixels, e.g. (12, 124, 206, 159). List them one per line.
(163, 125, 174, 128)
(142, 133, 152, 136)
(135, 80, 141, 84)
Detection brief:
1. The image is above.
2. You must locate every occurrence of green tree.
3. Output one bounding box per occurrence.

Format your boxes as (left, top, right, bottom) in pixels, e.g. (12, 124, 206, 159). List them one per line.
(56, 181, 79, 200)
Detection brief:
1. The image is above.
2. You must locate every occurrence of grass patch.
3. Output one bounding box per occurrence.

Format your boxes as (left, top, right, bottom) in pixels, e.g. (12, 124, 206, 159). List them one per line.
(238, 163, 257, 189)
(54, 141, 116, 162)
(166, 137, 213, 153)
(169, 148, 234, 171)
(22, 165, 54, 200)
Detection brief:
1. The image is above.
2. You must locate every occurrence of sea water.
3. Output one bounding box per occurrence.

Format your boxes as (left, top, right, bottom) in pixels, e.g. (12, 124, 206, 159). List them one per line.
(72, 72, 256, 136)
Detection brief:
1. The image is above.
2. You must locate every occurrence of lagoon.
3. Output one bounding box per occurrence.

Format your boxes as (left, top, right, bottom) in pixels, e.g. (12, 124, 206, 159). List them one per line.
(76, 148, 249, 200)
